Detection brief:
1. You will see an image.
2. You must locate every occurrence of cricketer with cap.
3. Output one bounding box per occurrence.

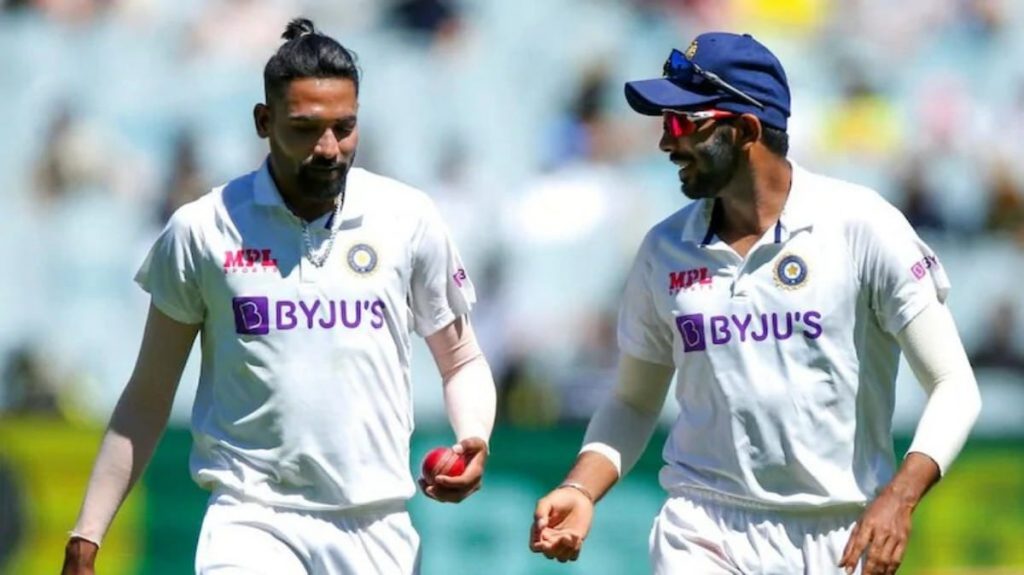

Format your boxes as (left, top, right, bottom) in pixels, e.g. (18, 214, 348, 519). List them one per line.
(529, 32, 981, 574)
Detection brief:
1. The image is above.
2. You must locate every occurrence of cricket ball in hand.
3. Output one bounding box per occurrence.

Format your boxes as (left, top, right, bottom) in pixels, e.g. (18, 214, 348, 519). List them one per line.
(421, 446, 467, 484)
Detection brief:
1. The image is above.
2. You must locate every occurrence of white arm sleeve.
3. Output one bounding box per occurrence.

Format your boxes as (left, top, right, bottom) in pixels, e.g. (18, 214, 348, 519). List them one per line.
(426, 317, 496, 445)
(897, 302, 982, 475)
(580, 354, 674, 477)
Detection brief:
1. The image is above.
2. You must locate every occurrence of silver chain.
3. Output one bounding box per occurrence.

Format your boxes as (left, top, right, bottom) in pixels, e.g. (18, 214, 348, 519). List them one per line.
(302, 193, 345, 268)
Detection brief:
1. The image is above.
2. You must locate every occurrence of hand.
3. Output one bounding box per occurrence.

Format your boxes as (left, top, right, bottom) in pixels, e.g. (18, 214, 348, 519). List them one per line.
(839, 489, 915, 575)
(529, 486, 594, 563)
(61, 537, 98, 575)
(418, 437, 487, 503)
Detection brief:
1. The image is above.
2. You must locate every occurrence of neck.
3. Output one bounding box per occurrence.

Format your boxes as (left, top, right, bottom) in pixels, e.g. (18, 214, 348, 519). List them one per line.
(717, 154, 792, 238)
(268, 159, 337, 222)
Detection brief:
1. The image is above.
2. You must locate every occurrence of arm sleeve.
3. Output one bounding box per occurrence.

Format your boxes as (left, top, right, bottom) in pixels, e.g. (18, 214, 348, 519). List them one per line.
(426, 317, 496, 445)
(850, 200, 950, 335)
(134, 206, 206, 324)
(617, 236, 675, 366)
(410, 201, 475, 337)
(897, 302, 982, 475)
(580, 354, 675, 476)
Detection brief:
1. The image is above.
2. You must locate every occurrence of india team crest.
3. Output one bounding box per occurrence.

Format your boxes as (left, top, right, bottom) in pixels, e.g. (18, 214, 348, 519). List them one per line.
(774, 253, 808, 290)
(346, 243, 378, 275)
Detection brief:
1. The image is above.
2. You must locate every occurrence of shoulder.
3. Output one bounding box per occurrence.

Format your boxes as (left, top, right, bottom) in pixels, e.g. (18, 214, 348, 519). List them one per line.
(800, 168, 908, 234)
(163, 170, 258, 239)
(640, 200, 703, 254)
(349, 167, 437, 213)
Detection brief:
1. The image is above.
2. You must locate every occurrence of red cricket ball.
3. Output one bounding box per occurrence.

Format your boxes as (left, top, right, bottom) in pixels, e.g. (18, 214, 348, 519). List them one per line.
(420, 446, 467, 484)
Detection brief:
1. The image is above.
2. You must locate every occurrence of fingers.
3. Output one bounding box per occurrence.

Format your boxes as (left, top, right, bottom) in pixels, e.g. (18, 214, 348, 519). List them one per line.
(839, 521, 869, 572)
(530, 528, 584, 562)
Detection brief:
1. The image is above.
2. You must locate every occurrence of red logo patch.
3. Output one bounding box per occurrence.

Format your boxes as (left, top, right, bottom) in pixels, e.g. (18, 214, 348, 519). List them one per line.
(669, 267, 712, 294)
(224, 249, 279, 273)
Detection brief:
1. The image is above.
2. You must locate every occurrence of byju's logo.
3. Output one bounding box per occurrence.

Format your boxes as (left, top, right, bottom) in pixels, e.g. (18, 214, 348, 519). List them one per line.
(910, 255, 939, 280)
(224, 249, 279, 273)
(669, 268, 712, 294)
(675, 310, 823, 352)
(231, 297, 386, 335)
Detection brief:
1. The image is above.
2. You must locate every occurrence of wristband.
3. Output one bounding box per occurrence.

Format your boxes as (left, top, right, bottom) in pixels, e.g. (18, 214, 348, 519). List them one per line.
(557, 481, 594, 503)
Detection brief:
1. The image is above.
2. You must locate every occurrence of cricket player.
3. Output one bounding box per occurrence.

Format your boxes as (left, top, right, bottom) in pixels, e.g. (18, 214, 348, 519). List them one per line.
(529, 32, 981, 574)
(61, 18, 496, 575)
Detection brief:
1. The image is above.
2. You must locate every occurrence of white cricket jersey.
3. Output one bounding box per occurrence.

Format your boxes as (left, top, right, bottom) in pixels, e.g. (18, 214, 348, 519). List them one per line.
(619, 162, 950, 509)
(135, 160, 475, 511)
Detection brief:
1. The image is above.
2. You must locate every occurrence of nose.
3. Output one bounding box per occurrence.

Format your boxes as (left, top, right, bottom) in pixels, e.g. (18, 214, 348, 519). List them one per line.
(659, 129, 677, 154)
(314, 128, 340, 159)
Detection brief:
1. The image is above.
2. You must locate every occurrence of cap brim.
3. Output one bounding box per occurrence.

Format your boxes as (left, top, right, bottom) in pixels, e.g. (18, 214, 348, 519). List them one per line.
(624, 78, 719, 116)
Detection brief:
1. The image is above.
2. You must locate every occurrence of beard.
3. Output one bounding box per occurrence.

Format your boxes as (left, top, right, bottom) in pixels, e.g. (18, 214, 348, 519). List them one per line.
(681, 127, 741, 200)
(297, 158, 353, 201)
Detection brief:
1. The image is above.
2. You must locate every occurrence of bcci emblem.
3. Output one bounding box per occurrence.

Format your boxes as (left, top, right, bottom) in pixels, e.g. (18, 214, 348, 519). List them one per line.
(774, 253, 808, 290)
(346, 243, 378, 275)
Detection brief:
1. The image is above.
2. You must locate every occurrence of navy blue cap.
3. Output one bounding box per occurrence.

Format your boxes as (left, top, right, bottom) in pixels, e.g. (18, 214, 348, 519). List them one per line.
(625, 32, 791, 131)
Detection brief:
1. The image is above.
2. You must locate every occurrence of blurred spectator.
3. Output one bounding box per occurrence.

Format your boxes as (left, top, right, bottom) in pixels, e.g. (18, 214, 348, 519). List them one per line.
(983, 161, 1024, 239)
(970, 297, 1024, 377)
(387, 0, 462, 44)
(818, 66, 901, 160)
(0, 343, 63, 416)
(158, 130, 209, 224)
(1, 0, 31, 12)
(495, 351, 560, 428)
(0, 459, 26, 571)
(556, 307, 619, 423)
(898, 159, 947, 233)
(33, 106, 112, 206)
(186, 0, 291, 63)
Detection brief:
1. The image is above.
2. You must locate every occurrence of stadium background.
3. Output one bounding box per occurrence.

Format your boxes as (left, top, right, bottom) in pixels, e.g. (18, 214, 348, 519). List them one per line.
(1, 0, 1023, 573)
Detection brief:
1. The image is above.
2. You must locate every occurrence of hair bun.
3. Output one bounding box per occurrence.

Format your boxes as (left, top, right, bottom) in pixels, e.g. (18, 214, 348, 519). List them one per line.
(283, 17, 316, 41)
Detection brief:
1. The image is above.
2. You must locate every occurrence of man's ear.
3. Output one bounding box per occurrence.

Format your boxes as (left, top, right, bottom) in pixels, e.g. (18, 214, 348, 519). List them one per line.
(736, 113, 762, 150)
(254, 103, 271, 139)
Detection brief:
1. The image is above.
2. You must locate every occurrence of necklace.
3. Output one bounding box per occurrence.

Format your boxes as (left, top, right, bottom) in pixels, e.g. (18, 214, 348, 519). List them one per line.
(302, 192, 345, 268)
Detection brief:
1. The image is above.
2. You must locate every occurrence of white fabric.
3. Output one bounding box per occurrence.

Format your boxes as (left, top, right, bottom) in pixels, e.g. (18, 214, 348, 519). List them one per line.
(897, 303, 982, 475)
(195, 491, 419, 574)
(580, 354, 673, 476)
(649, 491, 862, 574)
(135, 160, 475, 511)
(618, 162, 951, 509)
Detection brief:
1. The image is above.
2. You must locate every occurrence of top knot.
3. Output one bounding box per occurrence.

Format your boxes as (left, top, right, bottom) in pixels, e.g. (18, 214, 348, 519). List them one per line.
(283, 18, 316, 41)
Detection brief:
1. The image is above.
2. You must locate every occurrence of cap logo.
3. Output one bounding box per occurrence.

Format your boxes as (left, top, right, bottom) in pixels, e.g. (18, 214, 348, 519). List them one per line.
(685, 40, 698, 60)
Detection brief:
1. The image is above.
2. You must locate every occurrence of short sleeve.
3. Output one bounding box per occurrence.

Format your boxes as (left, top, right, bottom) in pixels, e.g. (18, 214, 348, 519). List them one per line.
(617, 236, 675, 366)
(410, 201, 475, 337)
(134, 206, 206, 324)
(852, 202, 950, 335)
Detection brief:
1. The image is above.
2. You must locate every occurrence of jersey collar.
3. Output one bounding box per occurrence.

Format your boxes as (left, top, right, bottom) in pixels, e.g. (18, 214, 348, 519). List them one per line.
(680, 160, 815, 246)
(253, 158, 365, 224)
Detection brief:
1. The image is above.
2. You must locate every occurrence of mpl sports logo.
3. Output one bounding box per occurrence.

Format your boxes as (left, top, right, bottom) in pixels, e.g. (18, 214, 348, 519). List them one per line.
(675, 310, 823, 352)
(224, 249, 278, 274)
(669, 267, 712, 294)
(232, 297, 386, 335)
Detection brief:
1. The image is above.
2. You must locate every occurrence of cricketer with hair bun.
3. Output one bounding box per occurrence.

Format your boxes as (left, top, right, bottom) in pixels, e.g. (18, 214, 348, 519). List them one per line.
(61, 18, 496, 575)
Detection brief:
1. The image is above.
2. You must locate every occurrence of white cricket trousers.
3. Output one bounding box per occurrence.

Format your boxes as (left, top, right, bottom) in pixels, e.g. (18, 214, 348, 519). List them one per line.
(195, 491, 421, 575)
(649, 489, 864, 574)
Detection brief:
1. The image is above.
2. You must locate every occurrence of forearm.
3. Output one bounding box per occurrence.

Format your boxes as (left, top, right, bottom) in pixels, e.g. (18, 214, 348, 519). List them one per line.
(442, 356, 496, 443)
(72, 381, 174, 544)
(880, 451, 941, 509)
(571, 354, 673, 501)
(897, 302, 982, 475)
(427, 317, 496, 444)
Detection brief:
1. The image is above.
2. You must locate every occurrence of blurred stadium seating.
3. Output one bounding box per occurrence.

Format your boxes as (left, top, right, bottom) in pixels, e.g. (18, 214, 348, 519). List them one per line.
(1, 0, 1022, 573)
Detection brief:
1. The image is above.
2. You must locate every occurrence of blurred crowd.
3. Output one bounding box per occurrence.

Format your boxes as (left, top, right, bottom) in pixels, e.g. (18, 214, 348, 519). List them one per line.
(1, 0, 1023, 432)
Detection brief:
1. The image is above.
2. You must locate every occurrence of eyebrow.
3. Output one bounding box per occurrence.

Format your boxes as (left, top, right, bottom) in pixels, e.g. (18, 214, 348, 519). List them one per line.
(287, 114, 357, 123)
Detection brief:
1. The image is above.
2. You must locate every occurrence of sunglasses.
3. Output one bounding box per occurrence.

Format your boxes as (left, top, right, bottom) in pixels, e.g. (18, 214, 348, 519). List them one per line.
(663, 49, 765, 110)
(662, 109, 735, 138)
